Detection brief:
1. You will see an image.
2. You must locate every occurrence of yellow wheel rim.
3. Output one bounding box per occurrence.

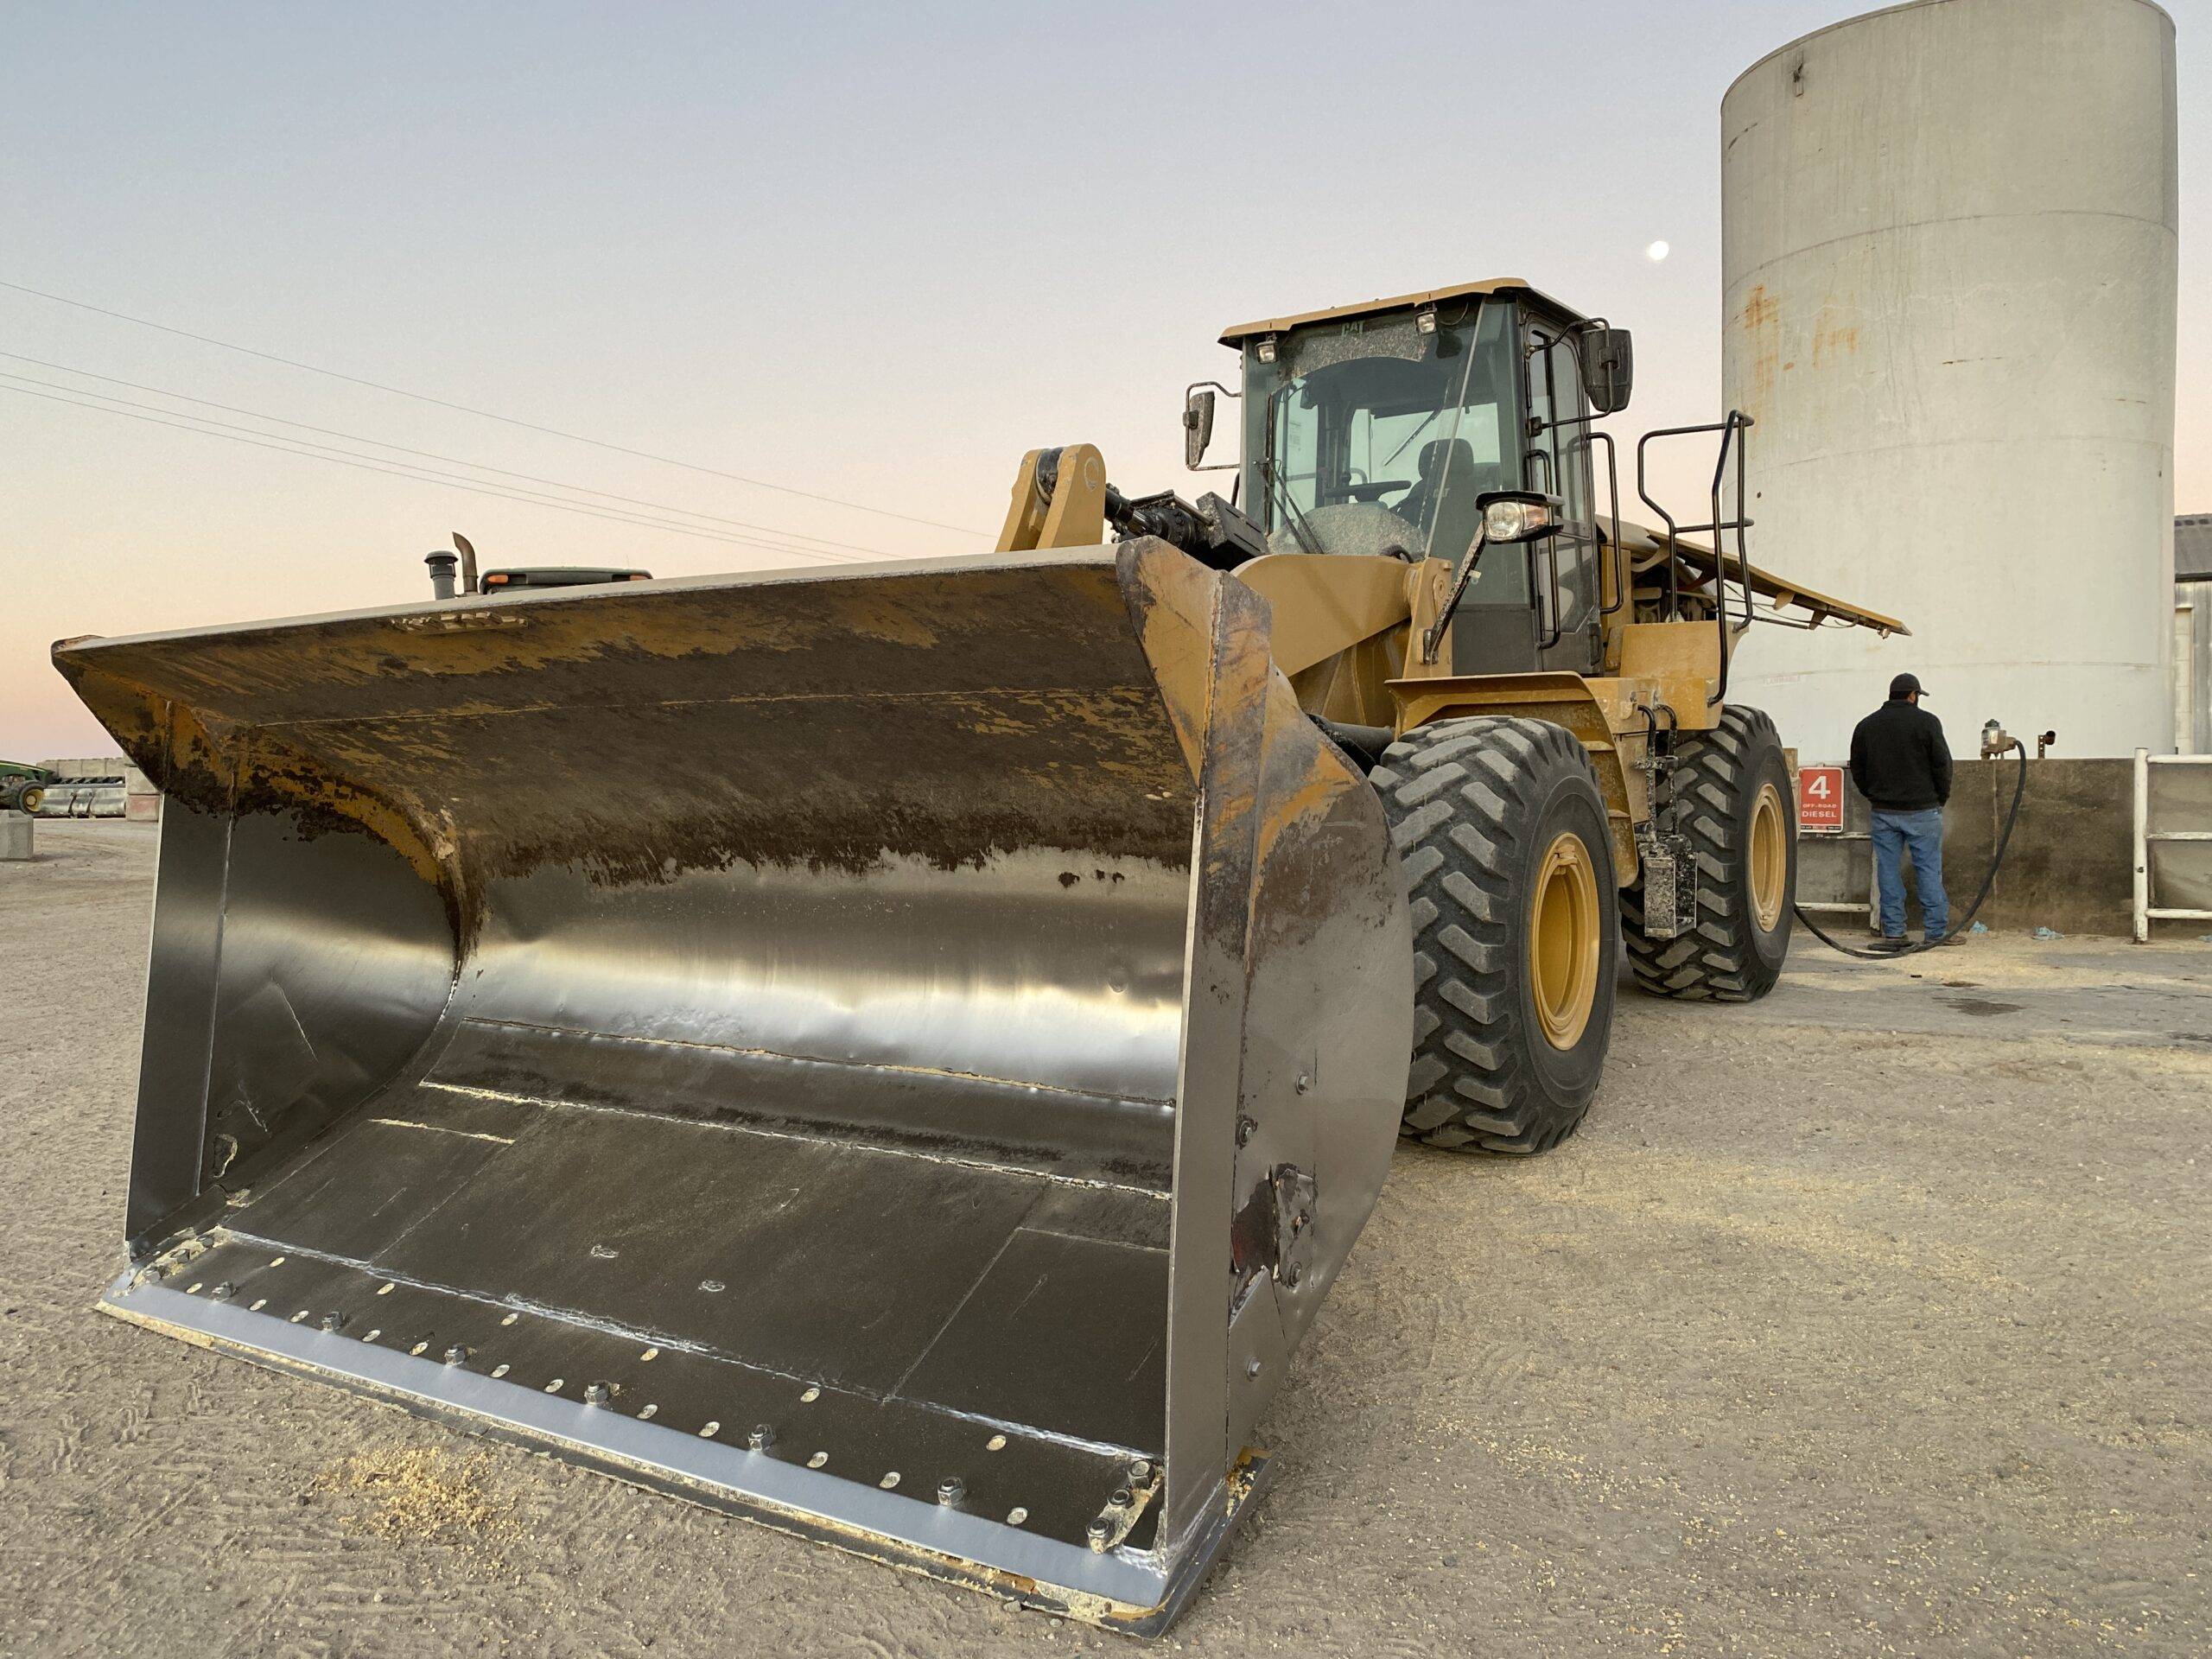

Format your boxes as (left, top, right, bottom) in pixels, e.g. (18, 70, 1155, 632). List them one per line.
(1750, 781, 1788, 933)
(1529, 830, 1602, 1051)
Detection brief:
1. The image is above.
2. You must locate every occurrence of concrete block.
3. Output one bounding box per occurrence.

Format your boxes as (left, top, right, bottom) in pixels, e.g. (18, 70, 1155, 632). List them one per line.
(1955, 757, 2134, 937)
(0, 812, 31, 861)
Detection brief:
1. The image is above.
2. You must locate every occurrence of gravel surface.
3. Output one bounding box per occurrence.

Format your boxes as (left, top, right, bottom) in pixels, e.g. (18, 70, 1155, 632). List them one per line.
(3, 820, 2209, 1657)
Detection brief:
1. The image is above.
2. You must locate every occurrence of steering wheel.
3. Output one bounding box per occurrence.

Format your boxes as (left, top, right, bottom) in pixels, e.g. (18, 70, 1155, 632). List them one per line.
(1342, 480, 1411, 504)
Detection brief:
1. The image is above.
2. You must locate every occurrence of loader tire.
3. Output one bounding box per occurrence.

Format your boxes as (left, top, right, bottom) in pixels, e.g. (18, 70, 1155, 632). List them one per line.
(1375, 717, 1618, 1155)
(1624, 704, 1795, 1002)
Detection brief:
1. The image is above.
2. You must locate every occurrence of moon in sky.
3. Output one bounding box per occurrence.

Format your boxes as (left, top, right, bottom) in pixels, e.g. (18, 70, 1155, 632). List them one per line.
(1645, 239, 1671, 262)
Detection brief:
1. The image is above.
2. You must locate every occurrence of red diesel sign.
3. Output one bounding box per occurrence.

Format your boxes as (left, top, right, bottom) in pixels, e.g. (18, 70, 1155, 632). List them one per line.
(1797, 766, 1845, 832)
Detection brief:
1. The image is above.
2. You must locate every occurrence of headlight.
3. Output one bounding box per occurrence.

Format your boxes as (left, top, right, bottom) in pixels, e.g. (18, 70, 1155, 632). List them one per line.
(1481, 496, 1560, 543)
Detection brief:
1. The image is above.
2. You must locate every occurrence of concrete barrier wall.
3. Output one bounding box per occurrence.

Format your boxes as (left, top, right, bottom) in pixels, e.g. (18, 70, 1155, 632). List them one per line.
(35, 753, 161, 822)
(1797, 758, 2151, 937)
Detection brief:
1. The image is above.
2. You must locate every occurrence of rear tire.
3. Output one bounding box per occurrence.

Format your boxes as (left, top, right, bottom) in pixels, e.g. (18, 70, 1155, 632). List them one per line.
(1623, 704, 1795, 1001)
(1373, 717, 1619, 1155)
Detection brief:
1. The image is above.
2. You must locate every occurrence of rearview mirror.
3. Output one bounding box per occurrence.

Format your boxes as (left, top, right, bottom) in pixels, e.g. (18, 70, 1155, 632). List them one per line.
(1578, 327, 1634, 415)
(1184, 387, 1216, 468)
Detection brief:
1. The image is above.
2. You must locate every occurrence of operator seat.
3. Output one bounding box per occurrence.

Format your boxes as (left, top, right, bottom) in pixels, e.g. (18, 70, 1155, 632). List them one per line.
(1395, 438, 1487, 563)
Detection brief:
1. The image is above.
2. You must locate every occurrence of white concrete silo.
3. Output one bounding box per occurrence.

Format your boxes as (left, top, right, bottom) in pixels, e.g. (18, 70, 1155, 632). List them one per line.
(1719, 0, 2178, 761)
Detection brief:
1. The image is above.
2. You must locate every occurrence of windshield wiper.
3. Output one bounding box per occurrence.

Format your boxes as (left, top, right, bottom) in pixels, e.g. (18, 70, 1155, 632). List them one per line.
(1383, 298, 1490, 478)
(1261, 387, 1325, 556)
(1419, 296, 1487, 565)
(1380, 407, 1446, 474)
(1268, 461, 1325, 556)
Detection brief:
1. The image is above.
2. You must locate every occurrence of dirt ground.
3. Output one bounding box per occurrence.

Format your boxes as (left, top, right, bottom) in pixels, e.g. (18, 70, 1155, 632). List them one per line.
(3, 820, 2209, 1657)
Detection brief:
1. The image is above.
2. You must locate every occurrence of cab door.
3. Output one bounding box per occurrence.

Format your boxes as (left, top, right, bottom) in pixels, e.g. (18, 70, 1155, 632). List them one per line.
(1521, 321, 1605, 675)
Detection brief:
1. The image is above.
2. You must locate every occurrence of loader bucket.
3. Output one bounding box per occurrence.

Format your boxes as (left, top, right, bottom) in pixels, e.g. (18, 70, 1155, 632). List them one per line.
(56, 541, 1410, 1631)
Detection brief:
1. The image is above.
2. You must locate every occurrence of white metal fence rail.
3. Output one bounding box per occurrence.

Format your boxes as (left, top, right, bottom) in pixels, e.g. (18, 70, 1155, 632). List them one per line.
(2133, 749, 2212, 941)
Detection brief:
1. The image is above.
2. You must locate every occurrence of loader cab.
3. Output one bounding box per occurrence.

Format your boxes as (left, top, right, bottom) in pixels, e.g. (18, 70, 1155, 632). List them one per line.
(1218, 280, 1618, 677)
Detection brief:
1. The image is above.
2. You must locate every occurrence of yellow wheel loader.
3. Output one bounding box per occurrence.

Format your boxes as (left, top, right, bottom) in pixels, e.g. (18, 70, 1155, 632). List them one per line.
(54, 277, 1899, 1633)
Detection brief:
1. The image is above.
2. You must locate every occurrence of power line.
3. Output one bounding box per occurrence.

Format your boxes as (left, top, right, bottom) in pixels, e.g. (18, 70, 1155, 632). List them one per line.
(0, 350, 899, 561)
(0, 276, 989, 538)
(0, 379, 889, 563)
(0, 378, 873, 563)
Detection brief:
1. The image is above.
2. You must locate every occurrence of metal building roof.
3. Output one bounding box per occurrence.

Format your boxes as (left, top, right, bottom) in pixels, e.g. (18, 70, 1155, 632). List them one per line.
(2178, 514, 2212, 583)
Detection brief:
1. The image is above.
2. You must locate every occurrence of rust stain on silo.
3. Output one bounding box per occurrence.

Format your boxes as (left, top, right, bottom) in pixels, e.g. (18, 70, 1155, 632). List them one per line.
(1738, 283, 1781, 411)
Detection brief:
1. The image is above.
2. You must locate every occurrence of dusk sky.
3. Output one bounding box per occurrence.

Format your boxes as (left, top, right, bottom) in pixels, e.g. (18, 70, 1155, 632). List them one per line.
(3, 0, 2205, 759)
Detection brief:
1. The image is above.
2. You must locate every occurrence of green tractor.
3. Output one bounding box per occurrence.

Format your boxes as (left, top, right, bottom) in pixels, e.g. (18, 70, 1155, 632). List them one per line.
(1, 760, 54, 816)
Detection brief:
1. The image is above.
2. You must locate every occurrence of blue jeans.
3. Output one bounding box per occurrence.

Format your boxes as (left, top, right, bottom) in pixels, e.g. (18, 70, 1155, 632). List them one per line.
(1871, 807, 1948, 940)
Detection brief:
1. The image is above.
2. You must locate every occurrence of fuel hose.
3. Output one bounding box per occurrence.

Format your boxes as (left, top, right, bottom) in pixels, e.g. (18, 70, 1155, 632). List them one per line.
(1791, 739, 2028, 961)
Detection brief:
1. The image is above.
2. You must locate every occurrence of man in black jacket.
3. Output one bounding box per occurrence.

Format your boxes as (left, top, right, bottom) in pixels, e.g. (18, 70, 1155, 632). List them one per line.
(1849, 673, 1954, 949)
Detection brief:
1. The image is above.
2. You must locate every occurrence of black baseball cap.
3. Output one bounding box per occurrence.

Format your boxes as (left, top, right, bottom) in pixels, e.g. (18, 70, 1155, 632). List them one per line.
(1889, 672, 1927, 700)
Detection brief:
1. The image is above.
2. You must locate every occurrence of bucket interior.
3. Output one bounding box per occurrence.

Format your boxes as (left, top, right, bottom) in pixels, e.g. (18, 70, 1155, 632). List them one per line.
(85, 556, 1208, 1553)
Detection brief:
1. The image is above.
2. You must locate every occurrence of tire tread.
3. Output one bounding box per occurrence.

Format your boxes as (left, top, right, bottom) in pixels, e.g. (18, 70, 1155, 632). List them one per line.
(1376, 716, 1613, 1156)
(1622, 704, 1791, 1002)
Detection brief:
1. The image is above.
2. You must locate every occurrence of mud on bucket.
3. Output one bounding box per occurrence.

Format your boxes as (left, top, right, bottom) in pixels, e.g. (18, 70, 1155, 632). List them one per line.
(58, 539, 1409, 1630)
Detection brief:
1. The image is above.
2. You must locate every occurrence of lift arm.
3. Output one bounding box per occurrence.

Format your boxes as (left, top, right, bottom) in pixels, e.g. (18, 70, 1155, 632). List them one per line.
(998, 446, 1268, 569)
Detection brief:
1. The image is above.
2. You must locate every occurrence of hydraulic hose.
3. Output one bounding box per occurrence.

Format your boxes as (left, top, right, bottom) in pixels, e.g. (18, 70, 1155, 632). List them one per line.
(1791, 739, 2028, 961)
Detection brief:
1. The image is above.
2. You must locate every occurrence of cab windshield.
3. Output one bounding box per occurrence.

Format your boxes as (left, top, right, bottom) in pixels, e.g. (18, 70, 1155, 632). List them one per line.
(1255, 302, 1517, 574)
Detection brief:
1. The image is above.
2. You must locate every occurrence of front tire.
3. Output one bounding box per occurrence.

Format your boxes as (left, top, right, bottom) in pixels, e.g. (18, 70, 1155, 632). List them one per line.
(1623, 704, 1796, 1001)
(1373, 717, 1620, 1155)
